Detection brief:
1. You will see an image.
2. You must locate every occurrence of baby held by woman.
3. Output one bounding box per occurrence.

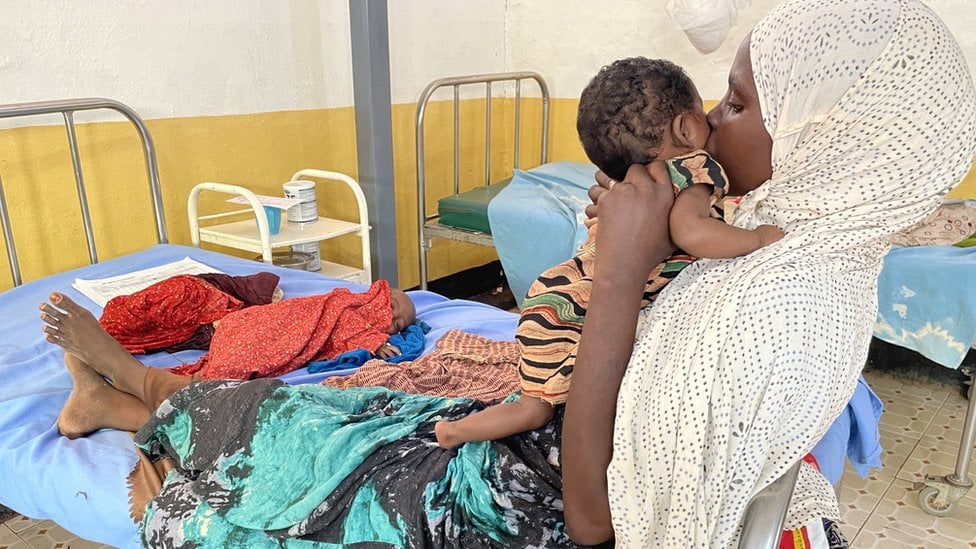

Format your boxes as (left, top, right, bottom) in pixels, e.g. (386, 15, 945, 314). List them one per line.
(435, 57, 784, 448)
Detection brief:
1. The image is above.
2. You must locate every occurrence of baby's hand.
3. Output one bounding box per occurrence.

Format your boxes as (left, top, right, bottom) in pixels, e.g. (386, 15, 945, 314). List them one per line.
(376, 343, 401, 359)
(755, 224, 785, 247)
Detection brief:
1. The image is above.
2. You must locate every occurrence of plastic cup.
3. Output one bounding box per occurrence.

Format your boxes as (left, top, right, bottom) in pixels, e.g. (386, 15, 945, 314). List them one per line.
(263, 205, 282, 235)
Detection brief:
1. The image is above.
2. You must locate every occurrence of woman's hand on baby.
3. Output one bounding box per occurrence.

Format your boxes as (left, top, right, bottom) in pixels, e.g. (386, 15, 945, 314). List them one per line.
(755, 224, 785, 247)
(376, 343, 401, 359)
(592, 162, 676, 284)
(585, 173, 609, 221)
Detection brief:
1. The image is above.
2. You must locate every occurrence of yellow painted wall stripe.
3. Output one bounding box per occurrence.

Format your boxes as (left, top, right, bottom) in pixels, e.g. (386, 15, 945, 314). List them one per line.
(2, 97, 973, 291)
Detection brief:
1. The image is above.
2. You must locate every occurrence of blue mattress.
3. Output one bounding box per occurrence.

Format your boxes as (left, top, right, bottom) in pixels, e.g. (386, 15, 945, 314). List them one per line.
(0, 244, 518, 548)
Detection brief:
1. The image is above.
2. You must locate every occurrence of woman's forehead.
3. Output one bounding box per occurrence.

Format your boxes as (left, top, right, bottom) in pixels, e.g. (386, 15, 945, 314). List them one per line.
(728, 36, 753, 93)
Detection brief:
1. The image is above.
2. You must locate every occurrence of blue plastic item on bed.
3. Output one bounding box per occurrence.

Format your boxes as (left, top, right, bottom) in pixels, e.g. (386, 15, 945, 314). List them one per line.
(487, 162, 596, 306)
(874, 244, 976, 368)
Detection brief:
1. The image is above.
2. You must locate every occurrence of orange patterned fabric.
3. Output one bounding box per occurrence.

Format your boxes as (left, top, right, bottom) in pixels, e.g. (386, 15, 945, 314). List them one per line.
(171, 280, 393, 379)
(518, 150, 727, 405)
(324, 329, 520, 403)
(100, 275, 244, 354)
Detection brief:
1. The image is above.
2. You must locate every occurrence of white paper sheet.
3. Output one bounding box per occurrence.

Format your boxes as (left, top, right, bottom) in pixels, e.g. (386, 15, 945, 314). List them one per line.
(225, 195, 303, 210)
(71, 257, 223, 308)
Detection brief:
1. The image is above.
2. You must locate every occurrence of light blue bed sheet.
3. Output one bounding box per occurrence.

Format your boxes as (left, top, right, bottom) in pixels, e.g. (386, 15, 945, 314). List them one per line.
(0, 244, 518, 548)
(487, 162, 596, 306)
(874, 244, 976, 369)
(809, 378, 884, 484)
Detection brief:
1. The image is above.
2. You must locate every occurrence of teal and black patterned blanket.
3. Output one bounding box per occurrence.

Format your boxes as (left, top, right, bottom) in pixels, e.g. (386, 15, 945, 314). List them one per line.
(136, 379, 575, 548)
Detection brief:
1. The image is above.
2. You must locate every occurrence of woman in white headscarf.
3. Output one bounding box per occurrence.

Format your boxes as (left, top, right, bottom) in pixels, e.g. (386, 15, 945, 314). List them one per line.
(561, 0, 976, 547)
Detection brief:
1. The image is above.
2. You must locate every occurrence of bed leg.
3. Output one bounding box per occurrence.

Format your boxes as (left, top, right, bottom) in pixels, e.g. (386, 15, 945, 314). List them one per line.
(915, 365, 975, 517)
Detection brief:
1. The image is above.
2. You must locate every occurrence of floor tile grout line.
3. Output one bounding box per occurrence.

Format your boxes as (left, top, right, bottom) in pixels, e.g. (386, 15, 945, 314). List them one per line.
(848, 470, 898, 543)
(890, 388, 950, 485)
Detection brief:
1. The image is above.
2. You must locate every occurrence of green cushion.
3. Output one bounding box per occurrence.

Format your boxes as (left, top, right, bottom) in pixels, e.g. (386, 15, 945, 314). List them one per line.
(436, 179, 511, 234)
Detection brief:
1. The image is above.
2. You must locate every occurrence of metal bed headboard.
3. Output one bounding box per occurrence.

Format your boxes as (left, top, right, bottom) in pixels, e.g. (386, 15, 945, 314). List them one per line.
(415, 71, 549, 290)
(0, 98, 168, 287)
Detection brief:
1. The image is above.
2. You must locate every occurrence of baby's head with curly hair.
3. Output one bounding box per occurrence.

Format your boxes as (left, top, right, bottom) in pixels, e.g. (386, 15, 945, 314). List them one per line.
(577, 57, 709, 181)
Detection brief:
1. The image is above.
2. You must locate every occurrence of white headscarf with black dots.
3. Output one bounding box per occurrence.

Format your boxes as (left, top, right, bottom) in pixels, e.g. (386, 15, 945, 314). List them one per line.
(607, 1, 976, 547)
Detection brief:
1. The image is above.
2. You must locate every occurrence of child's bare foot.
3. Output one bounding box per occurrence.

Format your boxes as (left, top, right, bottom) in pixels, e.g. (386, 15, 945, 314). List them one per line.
(57, 354, 149, 438)
(434, 420, 460, 450)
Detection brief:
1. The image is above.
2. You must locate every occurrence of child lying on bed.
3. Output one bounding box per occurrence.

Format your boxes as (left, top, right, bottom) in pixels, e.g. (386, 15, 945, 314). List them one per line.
(435, 57, 783, 449)
(165, 279, 418, 379)
(98, 273, 417, 380)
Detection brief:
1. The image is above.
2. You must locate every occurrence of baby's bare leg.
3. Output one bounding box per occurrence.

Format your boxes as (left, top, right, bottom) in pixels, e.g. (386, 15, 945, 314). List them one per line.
(39, 293, 150, 401)
(58, 354, 151, 438)
(434, 396, 555, 449)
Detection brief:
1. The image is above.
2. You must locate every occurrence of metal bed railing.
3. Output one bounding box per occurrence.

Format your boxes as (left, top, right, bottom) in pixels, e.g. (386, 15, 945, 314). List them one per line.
(415, 71, 549, 290)
(0, 98, 168, 287)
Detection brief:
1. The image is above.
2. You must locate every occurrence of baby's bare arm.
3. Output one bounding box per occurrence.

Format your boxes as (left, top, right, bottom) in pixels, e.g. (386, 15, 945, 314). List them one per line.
(670, 184, 783, 258)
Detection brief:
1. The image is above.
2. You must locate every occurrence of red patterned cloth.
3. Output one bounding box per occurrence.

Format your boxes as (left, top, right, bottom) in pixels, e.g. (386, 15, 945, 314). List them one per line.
(324, 329, 520, 403)
(100, 275, 244, 354)
(171, 280, 394, 379)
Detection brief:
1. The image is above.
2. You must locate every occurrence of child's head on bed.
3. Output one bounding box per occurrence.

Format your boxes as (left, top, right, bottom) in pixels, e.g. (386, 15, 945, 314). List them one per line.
(577, 57, 709, 181)
(388, 288, 416, 334)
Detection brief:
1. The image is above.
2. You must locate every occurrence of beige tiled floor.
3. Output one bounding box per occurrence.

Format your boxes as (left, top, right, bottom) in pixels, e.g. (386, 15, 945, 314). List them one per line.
(0, 514, 111, 548)
(2, 369, 974, 548)
(838, 369, 976, 547)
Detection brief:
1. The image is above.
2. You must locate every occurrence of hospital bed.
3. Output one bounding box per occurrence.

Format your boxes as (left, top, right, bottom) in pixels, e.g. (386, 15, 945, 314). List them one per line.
(0, 98, 519, 547)
(415, 71, 549, 290)
(0, 98, 848, 549)
(873, 245, 976, 516)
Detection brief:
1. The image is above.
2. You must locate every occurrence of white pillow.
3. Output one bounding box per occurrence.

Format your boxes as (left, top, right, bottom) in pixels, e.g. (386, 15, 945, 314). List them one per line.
(889, 199, 976, 246)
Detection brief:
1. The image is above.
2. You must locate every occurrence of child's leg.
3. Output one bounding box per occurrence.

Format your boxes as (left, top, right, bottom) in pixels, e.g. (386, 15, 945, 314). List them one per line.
(434, 395, 555, 449)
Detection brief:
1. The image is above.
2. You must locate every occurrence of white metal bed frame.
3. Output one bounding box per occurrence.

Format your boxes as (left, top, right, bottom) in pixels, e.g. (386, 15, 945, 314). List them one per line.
(0, 98, 168, 287)
(415, 71, 550, 290)
(914, 363, 975, 516)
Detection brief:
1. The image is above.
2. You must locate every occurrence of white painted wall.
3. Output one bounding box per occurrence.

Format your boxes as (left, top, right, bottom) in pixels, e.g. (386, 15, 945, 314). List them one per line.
(388, 0, 507, 102)
(1, 0, 356, 119)
(508, 0, 976, 101)
(0, 0, 508, 122)
(1, 0, 973, 122)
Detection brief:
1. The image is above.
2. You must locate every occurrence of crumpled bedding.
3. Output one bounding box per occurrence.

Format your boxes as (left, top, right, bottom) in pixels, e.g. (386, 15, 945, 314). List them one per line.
(172, 279, 394, 379)
(325, 329, 521, 404)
